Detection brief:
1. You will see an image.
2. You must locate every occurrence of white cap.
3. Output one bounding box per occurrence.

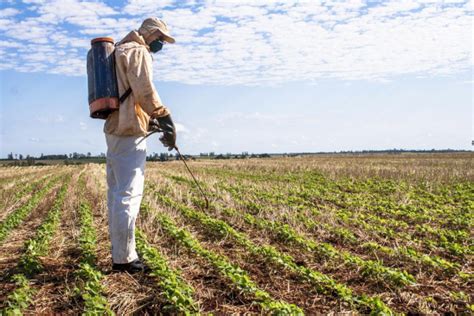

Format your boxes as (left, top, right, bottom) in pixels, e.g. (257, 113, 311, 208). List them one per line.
(139, 17, 175, 43)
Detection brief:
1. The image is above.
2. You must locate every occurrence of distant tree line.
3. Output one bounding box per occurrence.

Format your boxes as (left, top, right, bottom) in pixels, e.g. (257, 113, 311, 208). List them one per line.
(147, 152, 197, 162)
(2, 152, 107, 166)
(279, 148, 471, 156)
(2, 148, 470, 166)
(5, 152, 106, 160)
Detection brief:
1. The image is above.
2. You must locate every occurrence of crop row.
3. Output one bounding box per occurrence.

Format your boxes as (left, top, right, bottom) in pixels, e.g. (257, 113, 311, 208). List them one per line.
(1, 274, 36, 315)
(1, 176, 71, 314)
(141, 200, 304, 315)
(148, 184, 394, 315)
(20, 176, 71, 274)
(0, 175, 60, 244)
(75, 175, 113, 315)
(0, 168, 50, 188)
(0, 173, 50, 212)
(135, 224, 199, 314)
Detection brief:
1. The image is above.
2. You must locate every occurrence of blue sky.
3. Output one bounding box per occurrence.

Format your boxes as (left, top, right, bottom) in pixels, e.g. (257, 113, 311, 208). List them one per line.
(0, 0, 472, 157)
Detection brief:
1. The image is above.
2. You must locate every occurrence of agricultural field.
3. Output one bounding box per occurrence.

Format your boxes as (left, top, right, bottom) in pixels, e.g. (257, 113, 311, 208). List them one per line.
(0, 153, 472, 315)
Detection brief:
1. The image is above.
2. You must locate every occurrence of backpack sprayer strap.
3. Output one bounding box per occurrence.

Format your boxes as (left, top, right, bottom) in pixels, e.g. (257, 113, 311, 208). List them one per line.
(115, 40, 132, 105)
(119, 87, 132, 103)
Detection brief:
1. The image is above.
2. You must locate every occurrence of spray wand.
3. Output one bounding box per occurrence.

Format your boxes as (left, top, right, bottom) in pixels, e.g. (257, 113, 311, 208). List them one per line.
(137, 129, 209, 210)
(173, 145, 209, 209)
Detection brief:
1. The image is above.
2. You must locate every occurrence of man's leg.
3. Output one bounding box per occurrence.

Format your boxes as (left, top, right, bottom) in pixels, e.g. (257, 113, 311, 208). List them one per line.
(106, 144, 118, 261)
(106, 134, 146, 264)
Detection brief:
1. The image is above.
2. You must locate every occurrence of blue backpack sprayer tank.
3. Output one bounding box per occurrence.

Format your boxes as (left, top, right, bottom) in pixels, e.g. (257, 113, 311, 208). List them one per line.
(87, 37, 131, 119)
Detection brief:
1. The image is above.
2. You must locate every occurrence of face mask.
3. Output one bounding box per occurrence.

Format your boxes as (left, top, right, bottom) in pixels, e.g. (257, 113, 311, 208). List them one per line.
(149, 39, 164, 53)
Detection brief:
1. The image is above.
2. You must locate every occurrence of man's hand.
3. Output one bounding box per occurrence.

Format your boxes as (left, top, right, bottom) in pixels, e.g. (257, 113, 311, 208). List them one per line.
(149, 114, 176, 151)
(148, 117, 161, 132)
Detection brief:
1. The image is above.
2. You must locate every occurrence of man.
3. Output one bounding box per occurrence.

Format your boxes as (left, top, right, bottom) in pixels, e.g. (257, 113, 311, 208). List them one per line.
(105, 17, 177, 273)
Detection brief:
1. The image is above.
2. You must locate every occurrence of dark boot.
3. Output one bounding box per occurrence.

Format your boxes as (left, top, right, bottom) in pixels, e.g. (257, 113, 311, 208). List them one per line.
(112, 259, 150, 274)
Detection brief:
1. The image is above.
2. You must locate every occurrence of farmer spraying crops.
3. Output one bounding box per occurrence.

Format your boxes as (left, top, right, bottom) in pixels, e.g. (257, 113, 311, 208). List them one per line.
(87, 16, 209, 273)
(102, 17, 177, 273)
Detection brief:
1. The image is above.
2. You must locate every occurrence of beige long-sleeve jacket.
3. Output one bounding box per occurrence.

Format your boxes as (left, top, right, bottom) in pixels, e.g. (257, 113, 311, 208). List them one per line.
(104, 30, 170, 136)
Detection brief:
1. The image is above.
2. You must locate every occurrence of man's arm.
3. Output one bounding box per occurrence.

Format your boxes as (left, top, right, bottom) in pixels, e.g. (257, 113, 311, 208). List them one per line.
(127, 47, 176, 149)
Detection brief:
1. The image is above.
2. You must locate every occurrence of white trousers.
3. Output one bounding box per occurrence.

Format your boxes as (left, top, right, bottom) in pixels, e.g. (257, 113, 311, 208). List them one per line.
(105, 133, 146, 264)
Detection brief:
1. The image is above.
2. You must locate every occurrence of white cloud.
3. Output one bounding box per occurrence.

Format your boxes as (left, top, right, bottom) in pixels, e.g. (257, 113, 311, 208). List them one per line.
(0, 18, 14, 30)
(34, 114, 66, 123)
(0, 8, 20, 18)
(4, 19, 53, 43)
(0, 0, 472, 85)
(34, 0, 117, 24)
(0, 40, 22, 48)
(174, 122, 189, 133)
(122, 0, 175, 16)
